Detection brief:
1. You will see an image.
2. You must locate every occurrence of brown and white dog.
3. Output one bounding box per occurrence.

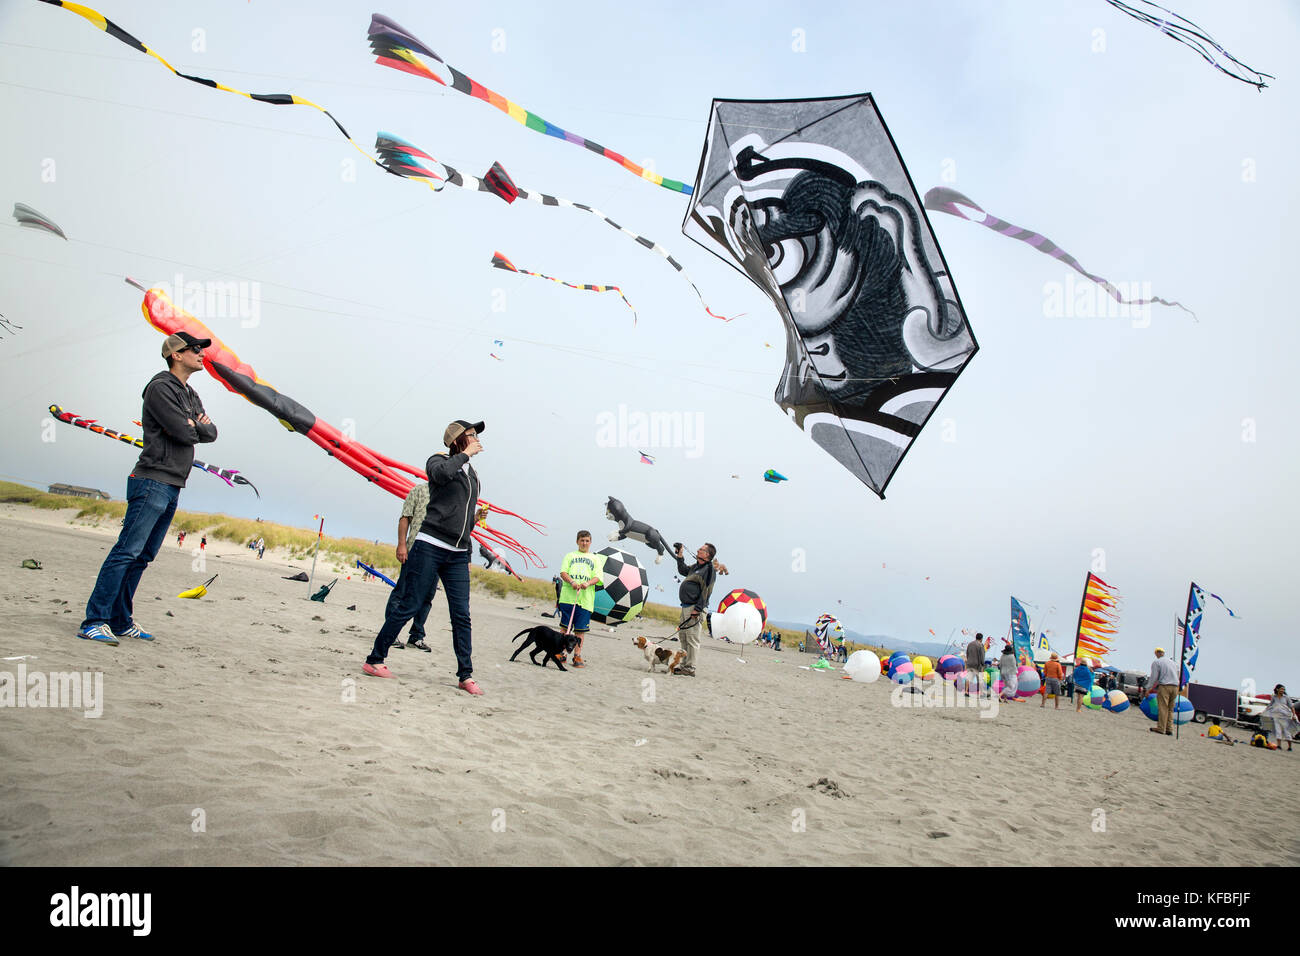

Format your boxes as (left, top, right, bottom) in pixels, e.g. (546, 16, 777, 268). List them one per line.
(632, 636, 684, 673)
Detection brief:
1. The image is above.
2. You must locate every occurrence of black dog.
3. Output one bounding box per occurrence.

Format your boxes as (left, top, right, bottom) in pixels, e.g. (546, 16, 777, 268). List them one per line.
(509, 626, 580, 670)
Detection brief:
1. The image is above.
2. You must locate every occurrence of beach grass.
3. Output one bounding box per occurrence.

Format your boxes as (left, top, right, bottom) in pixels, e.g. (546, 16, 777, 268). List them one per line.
(2, 481, 903, 651)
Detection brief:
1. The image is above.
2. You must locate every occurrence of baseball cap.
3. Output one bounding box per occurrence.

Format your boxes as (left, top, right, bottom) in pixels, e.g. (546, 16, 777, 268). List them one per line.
(443, 419, 485, 447)
(162, 330, 212, 359)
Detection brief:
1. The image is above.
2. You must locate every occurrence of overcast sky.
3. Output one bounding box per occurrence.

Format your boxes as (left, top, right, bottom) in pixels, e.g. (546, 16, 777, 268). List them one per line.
(2, 0, 1296, 690)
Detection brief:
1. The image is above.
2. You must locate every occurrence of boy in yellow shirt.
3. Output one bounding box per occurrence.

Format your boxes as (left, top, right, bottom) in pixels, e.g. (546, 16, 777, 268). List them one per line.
(557, 531, 605, 668)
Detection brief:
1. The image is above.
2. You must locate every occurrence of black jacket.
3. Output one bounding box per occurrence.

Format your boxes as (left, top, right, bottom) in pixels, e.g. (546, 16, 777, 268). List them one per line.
(417, 451, 480, 548)
(132, 371, 217, 487)
(675, 555, 716, 612)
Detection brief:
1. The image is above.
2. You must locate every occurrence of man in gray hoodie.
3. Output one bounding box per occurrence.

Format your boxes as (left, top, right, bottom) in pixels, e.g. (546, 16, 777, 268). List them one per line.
(965, 632, 987, 696)
(79, 332, 217, 645)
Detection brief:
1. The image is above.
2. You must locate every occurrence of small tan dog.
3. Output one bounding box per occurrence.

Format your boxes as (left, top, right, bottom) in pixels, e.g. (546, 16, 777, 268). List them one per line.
(632, 636, 684, 673)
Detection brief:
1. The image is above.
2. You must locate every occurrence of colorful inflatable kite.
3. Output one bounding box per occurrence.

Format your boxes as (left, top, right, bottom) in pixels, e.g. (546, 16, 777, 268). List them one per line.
(763, 469, 787, 483)
(683, 95, 977, 498)
(131, 280, 544, 570)
(374, 131, 729, 320)
(490, 252, 636, 322)
(1104, 0, 1272, 89)
(368, 14, 693, 195)
(49, 403, 259, 496)
(717, 588, 768, 627)
(13, 202, 67, 240)
(923, 187, 1194, 317)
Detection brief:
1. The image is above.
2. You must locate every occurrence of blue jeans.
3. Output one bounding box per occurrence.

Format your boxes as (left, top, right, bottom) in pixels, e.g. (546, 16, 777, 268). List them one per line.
(387, 552, 434, 641)
(82, 476, 180, 632)
(368, 542, 472, 679)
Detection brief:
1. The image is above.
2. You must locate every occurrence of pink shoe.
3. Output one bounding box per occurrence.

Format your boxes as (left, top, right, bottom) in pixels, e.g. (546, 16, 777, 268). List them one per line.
(362, 662, 394, 679)
(458, 678, 483, 696)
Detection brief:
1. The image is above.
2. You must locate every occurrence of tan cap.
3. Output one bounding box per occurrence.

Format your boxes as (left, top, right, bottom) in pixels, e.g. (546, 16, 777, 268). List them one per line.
(161, 330, 212, 359)
(443, 419, 485, 447)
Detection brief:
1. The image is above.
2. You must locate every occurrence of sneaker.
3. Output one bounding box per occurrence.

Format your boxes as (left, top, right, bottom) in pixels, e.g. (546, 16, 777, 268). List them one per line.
(391, 640, 405, 650)
(78, 623, 119, 646)
(571, 656, 586, 669)
(408, 639, 432, 653)
(113, 622, 154, 642)
(362, 662, 394, 678)
(458, 678, 484, 696)
(674, 666, 696, 677)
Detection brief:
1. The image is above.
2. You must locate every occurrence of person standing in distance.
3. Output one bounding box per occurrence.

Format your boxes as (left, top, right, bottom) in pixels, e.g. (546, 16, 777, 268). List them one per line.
(79, 331, 217, 645)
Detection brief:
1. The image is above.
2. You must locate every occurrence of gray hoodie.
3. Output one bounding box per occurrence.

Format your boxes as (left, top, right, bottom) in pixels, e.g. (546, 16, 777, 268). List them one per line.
(132, 371, 217, 487)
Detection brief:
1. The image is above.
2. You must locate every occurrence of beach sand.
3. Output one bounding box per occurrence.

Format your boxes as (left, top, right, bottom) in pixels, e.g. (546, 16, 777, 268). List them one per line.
(1, 504, 1296, 866)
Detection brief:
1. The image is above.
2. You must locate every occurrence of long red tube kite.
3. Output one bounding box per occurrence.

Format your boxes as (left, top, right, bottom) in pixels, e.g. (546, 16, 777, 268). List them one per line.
(133, 280, 543, 574)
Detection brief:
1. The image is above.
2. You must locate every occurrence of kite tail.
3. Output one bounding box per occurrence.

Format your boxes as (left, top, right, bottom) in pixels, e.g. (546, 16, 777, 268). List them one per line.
(367, 13, 694, 195)
(1103, 0, 1272, 89)
(474, 525, 544, 570)
(489, 251, 638, 323)
(479, 499, 547, 535)
(40, 0, 383, 167)
(303, 427, 414, 498)
(923, 187, 1196, 318)
(361, 446, 429, 483)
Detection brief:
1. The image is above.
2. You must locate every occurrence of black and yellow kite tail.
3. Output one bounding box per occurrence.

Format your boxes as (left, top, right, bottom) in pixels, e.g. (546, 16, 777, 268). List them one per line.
(39, 0, 380, 166)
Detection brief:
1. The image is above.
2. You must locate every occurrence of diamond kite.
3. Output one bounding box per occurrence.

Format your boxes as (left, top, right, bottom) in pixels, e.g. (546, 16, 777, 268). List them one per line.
(683, 95, 977, 498)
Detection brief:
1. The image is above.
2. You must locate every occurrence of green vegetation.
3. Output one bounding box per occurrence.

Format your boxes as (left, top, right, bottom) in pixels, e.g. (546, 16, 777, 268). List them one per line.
(2, 480, 904, 647)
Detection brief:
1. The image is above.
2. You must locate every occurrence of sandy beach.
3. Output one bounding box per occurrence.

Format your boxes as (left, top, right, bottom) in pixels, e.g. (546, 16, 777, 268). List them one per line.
(1, 504, 1296, 867)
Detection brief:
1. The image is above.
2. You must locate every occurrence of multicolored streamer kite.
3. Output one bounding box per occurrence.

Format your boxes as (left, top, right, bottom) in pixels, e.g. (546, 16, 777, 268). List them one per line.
(1104, 0, 1272, 90)
(489, 252, 636, 322)
(129, 279, 544, 571)
(367, 14, 693, 195)
(49, 403, 259, 496)
(374, 131, 730, 320)
(923, 187, 1195, 317)
(13, 202, 67, 240)
(38, 0, 377, 167)
(1071, 572, 1122, 666)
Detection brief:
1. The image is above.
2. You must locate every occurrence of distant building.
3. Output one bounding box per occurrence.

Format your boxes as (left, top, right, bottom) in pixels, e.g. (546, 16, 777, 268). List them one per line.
(48, 483, 111, 501)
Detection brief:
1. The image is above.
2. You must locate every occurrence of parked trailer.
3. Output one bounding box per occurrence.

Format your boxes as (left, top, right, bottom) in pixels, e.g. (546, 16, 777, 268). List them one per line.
(1185, 683, 1238, 724)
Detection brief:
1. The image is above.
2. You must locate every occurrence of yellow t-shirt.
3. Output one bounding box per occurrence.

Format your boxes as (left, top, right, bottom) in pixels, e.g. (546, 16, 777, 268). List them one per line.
(559, 550, 605, 612)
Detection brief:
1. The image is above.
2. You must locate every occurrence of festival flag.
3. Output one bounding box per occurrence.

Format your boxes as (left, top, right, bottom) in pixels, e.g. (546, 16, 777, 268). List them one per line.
(1010, 597, 1035, 667)
(1179, 583, 1206, 686)
(1071, 572, 1121, 666)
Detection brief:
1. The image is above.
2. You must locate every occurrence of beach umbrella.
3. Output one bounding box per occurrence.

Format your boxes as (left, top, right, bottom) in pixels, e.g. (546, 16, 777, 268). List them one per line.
(591, 547, 648, 625)
(845, 649, 881, 683)
(1103, 689, 1131, 713)
(717, 587, 767, 626)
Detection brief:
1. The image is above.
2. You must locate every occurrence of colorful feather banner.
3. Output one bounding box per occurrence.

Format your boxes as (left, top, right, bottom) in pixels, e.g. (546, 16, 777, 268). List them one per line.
(1072, 572, 1122, 665)
(374, 131, 731, 320)
(923, 187, 1195, 317)
(367, 13, 693, 195)
(490, 251, 636, 322)
(49, 403, 259, 496)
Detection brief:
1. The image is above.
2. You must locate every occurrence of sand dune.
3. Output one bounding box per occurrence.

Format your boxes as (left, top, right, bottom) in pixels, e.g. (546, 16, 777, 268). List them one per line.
(1, 505, 1296, 866)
